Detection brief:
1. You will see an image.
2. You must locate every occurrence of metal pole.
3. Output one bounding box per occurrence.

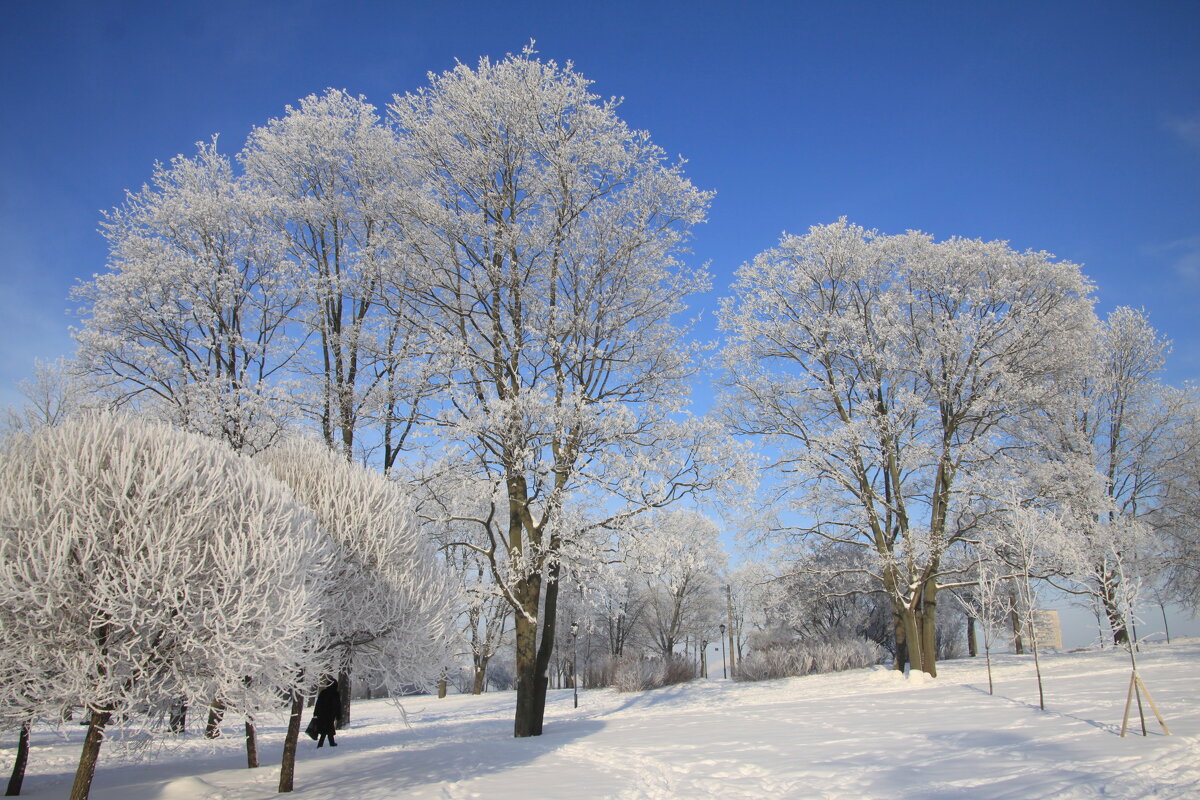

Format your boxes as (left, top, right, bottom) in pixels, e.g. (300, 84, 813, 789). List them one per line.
(719, 624, 727, 679)
(570, 621, 579, 709)
(726, 584, 737, 678)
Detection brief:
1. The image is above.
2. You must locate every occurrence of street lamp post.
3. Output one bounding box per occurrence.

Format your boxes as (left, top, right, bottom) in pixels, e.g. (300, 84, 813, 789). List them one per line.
(719, 624, 727, 679)
(570, 621, 579, 709)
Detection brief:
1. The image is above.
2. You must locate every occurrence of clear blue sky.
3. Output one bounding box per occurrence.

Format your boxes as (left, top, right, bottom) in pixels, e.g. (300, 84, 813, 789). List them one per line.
(2, 0, 1198, 404)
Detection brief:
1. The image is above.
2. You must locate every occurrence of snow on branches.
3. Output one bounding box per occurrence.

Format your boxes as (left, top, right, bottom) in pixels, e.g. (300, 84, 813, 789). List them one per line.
(254, 437, 458, 694)
(0, 413, 331, 798)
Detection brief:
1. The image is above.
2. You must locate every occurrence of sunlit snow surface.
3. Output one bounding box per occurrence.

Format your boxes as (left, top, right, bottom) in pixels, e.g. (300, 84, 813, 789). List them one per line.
(8, 641, 1200, 799)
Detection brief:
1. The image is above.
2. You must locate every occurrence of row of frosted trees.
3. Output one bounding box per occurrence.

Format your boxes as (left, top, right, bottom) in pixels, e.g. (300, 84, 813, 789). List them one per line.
(63, 46, 742, 745)
(0, 415, 457, 798)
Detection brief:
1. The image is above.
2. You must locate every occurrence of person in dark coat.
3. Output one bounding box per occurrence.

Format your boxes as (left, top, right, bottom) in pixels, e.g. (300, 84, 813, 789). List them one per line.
(311, 679, 341, 747)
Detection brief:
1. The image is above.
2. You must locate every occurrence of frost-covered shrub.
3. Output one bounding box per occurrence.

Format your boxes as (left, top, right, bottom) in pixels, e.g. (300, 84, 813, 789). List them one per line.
(613, 655, 695, 692)
(661, 656, 697, 686)
(737, 634, 885, 682)
(0, 413, 330, 799)
(614, 656, 664, 692)
(254, 438, 460, 697)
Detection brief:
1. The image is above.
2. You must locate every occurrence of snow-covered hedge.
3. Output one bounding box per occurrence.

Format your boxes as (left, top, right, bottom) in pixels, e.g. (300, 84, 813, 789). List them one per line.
(614, 655, 695, 692)
(737, 636, 885, 682)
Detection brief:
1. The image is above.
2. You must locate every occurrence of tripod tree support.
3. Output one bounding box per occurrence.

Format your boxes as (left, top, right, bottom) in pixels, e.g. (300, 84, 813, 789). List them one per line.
(1120, 671, 1170, 738)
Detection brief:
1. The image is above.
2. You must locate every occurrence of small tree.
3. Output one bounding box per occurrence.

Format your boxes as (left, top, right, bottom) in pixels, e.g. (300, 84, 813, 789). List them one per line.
(954, 549, 1014, 695)
(0, 414, 329, 800)
(628, 510, 727, 661)
(254, 437, 457, 779)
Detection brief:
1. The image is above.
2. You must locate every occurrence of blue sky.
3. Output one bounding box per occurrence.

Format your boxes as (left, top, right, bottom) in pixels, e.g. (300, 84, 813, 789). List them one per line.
(2, 0, 1197, 406)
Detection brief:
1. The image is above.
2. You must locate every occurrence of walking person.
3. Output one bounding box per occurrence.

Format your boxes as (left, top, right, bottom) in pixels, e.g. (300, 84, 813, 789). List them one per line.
(310, 679, 342, 748)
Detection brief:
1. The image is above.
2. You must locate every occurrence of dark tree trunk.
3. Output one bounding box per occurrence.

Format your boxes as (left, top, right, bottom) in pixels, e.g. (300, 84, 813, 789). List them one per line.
(168, 701, 187, 733)
(437, 676, 447, 699)
(893, 610, 908, 672)
(967, 614, 978, 657)
(277, 691, 304, 793)
(205, 700, 225, 739)
(336, 669, 351, 729)
(244, 721, 259, 769)
(472, 662, 488, 695)
(1010, 592, 1025, 654)
(5, 721, 31, 796)
(68, 709, 111, 800)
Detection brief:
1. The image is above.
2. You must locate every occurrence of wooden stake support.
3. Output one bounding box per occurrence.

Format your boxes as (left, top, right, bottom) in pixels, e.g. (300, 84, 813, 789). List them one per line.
(1120, 671, 1171, 737)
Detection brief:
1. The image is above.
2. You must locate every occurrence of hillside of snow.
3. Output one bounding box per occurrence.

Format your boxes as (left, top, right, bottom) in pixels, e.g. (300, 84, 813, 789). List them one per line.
(7, 640, 1199, 799)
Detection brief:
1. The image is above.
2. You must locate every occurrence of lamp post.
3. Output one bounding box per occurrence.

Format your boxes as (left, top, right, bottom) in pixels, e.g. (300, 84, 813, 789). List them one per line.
(719, 624, 727, 679)
(570, 621, 579, 709)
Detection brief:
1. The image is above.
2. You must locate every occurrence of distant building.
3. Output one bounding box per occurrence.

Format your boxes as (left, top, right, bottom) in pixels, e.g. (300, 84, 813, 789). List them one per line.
(1033, 610, 1063, 650)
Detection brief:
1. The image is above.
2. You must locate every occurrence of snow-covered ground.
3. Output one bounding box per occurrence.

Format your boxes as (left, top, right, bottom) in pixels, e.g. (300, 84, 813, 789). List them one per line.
(7, 640, 1199, 799)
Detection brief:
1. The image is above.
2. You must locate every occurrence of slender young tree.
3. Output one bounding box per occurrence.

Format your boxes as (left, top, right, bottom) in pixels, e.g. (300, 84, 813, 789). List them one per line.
(389, 47, 727, 736)
(241, 90, 405, 461)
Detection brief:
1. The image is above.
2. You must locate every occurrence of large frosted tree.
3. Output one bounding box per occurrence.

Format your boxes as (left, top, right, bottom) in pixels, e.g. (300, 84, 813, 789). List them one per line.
(720, 219, 1095, 675)
(388, 48, 726, 736)
(1056, 308, 1197, 642)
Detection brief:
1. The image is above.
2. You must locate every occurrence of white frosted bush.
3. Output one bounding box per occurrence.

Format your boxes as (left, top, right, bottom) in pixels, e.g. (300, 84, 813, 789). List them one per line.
(0, 413, 330, 798)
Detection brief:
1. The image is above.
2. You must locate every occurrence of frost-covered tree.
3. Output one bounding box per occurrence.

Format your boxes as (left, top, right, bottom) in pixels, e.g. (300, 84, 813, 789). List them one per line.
(74, 140, 299, 454)
(254, 439, 458, 726)
(388, 48, 729, 736)
(627, 510, 726, 660)
(1, 357, 95, 437)
(721, 219, 1095, 675)
(241, 90, 408, 461)
(1051, 308, 1197, 643)
(1153, 398, 1200, 612)
(0, 413, 329, 800)
(412, 469, 514, 695)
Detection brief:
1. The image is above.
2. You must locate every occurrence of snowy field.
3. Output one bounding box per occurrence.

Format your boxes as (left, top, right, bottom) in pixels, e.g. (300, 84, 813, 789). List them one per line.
(7, 640, 1200, 799)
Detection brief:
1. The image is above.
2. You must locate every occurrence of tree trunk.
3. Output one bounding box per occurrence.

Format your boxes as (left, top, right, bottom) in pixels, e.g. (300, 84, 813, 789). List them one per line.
(277, 691, 304, 793)
(900, 606, 925, 676)
(1010, 590, 1025, 654)
(893, 609, 908, 672)
(68, 709, 111, 800)
(966, 614, 977, 657)
(5, 721, 31, 797)
(437, 676, 447, 699)
(472, 662, 488, 695)
(1106, 603, 1130, 645)
(513, 612, 540, 737)
(205, 700, 225, 739)
(245, 721, 259, 769)
(919, 586, 939, 677)
(337, 669, 351, 729)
